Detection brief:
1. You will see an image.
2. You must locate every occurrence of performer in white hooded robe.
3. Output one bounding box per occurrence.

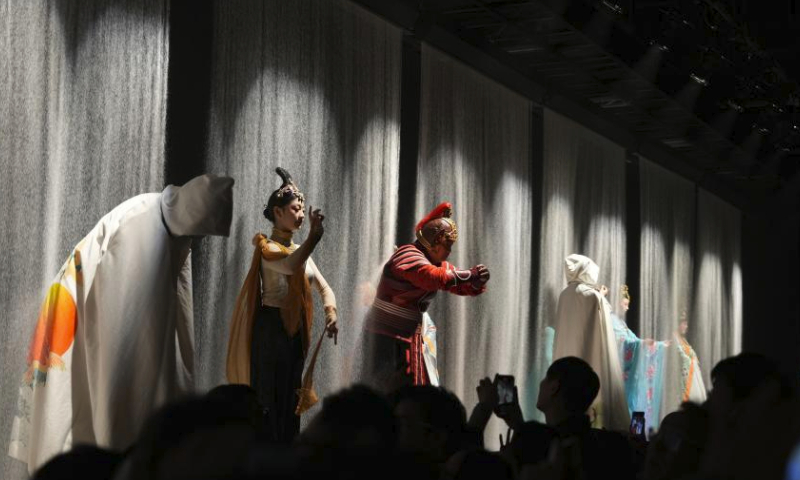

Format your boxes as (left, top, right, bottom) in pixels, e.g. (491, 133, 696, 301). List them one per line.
(9, 174, 234, 473)
(552, 254, 630, 431)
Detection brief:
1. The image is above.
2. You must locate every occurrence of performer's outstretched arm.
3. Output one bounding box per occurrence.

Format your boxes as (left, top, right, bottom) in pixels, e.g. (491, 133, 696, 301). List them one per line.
(392, 249, 489, 294)
(257, 207, 325, 275)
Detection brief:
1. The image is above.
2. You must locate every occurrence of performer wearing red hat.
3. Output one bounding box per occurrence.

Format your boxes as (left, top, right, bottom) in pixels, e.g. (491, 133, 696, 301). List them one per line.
(363, 202, 490, 392)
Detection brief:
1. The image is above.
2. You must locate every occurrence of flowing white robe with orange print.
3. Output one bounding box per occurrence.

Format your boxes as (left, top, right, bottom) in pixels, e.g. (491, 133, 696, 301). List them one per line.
(9, 175, 233, 473)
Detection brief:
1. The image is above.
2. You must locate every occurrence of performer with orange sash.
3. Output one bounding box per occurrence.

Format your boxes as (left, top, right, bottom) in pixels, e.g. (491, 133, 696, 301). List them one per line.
(226, 168, 337, 444)
(363, 202, 490, 392)
(674, 311, 707, 403)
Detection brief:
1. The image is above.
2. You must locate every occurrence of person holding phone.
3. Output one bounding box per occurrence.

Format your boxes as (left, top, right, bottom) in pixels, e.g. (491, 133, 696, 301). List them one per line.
(465, 375, 527, 451)
(605, 285, 670, 431)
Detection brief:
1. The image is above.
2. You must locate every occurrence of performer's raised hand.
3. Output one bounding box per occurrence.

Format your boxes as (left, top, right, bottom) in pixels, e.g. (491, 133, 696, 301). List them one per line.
(307, 205, 325, 242)
(324, 305, 338, 345)
(470, 264, 490, 287)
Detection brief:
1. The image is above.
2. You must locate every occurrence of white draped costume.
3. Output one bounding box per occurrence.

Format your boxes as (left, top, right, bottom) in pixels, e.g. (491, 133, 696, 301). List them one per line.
(552, 254, 630, 431)
(9, 174, 234, 472)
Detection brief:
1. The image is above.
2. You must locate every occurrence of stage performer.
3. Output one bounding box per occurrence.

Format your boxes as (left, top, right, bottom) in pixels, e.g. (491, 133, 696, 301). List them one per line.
(363, 202, 490, 393)
(604, 285, 669, 431)
(9, 174, 234, 473)
(226, 167, 338, 444)
(673, 311, 707, 404)
(552, 255, 630, 431)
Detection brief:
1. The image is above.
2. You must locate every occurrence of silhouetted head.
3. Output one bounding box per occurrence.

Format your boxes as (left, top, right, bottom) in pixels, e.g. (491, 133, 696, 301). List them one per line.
(710, 352, 784, 403)
(297, 384, 396, 478)
(537, 357, 600, 424)
(114, 396, 256, 480)
(644, 402, 709, 480)
(32, 445, 122, 480)
(441, 449, 514, 480)
(390, 385, 468, 464)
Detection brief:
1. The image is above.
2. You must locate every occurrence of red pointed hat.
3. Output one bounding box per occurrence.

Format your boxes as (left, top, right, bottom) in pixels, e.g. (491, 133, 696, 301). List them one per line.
(416, 202, 458, 250)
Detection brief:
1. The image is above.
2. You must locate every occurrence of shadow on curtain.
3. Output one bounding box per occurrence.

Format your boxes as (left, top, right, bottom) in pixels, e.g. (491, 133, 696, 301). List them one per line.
(415, 45, 534, 448)
(533, 108, 627, 421)
(0, 1, 169, 478)
(195, 0, 402, 423)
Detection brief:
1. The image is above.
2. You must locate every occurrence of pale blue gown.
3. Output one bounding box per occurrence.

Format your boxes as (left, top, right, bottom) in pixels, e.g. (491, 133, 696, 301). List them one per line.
(610, 313, 668, 432)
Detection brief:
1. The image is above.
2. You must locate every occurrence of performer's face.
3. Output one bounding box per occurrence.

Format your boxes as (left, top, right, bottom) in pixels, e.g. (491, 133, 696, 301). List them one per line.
(679, 320, 688, 336)
(621, 298, 630, 313)
(428, 238, 454, 264)
(274, 199, 305, 232)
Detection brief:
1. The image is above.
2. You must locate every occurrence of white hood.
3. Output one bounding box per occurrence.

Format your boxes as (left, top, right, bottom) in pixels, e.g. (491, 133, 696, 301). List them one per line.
(161, 174, 234, 237)
(564, 254, 600, 286)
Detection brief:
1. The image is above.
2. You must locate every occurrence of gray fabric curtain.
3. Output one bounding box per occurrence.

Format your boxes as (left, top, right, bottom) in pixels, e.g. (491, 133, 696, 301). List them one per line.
(639, 158, 698, 419)
(533, 108, 627, 421)
(0, 1, 748, 472)
(639, 158, 696, 340)
(0, 1, 169, 477)
(197, 0, 401, 411)
(415, 45, 534, 446)
(693, 189, 743, 378)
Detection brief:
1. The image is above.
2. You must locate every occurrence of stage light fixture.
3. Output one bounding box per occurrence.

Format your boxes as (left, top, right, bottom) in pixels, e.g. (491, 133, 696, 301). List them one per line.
(726, 99, 744, 113)
(690, 73, 709, 87)
(648, 39, 669, 52)
(600, 0, 623, 15)
(771, 103, 785, 114)
(752, 123, 771, 135)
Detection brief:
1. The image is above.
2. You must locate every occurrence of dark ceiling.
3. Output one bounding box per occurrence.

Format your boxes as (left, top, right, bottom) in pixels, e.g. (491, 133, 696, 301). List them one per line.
(356, 0, 800, 211)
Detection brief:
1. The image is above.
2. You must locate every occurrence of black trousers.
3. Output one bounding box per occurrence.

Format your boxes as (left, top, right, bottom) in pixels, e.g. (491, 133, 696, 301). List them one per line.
(363, 330, 417, 395)
(251, 305, 304, 444)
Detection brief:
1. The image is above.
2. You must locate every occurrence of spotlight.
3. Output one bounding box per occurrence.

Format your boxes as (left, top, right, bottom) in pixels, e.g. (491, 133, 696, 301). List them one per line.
(752, 123, 771, 135)
(726, 99, 745, 113)
(649, 39, 670, 52)
(793, 124, 799, 131)
(600, 0, 624, 15)
(689, 73, 709, 87)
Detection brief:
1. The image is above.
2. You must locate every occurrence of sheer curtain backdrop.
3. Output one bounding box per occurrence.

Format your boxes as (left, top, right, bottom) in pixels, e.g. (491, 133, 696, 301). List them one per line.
(198, 0, 402, 417)
(415, 45, 534, 447)
(0, 1, 750, 470)
(0, 1, 169, 478)
(533, 108, 627, 421)
(639, 158, 697, 421)
(693, 189, 743, 379)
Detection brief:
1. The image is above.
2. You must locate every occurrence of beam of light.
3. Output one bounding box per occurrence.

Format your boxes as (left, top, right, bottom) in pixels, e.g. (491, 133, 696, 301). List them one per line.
(633, 44, 665, 84)
(742, 127, 766, 157)
(711, 109, 739, 138)
(675, 80, 704, 112)
(583, 10, 615, 46)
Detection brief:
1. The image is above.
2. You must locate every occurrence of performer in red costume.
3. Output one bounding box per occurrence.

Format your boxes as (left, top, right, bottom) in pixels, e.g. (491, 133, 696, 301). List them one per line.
(363, 202, 490, 392)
